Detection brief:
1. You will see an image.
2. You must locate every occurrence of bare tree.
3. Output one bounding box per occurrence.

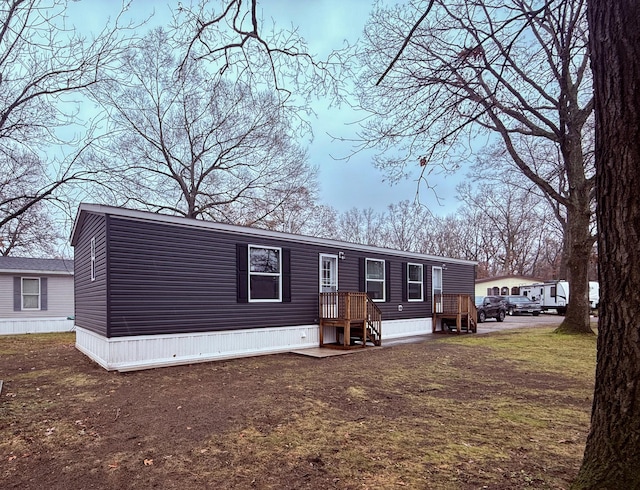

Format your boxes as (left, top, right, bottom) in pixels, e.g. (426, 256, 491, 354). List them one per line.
(174, 0, 348, 134)
(336, 207, 386, 247)
(573, 1, 640, 487)
(355, 0, 594, 333)
(456, 181, 558, 277)
(243, 176, 320, 234)
(0, 0, 136, 245)
(295, 204, 340, 240)
(89, 28, 318, 225)
(382, 200, 431, 252)
(0, 201, 61, 257)
(422, 209, 507, 275)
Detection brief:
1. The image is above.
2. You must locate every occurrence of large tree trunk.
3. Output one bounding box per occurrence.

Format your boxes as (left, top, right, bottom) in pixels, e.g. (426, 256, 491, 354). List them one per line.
(555, 198, 594, 335)
(556, 124, 595, 335)
(573, 1, 640, 487)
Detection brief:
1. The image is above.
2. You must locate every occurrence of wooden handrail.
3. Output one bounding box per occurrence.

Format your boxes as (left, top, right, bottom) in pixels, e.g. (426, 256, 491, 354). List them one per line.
(319, 291, 373, 321)
(319, 292, 382, 346)
(434, 293, 476, 315)
(433, 293, 477, 334)
(366, 296, 382, 342)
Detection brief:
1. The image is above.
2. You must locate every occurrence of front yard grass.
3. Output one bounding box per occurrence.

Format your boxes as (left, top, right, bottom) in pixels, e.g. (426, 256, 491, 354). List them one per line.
(0, 326, 595, 489)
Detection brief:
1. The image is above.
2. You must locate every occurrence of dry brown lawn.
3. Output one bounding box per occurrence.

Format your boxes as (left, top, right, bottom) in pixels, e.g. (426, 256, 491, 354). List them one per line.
(0, 326, 596, 489)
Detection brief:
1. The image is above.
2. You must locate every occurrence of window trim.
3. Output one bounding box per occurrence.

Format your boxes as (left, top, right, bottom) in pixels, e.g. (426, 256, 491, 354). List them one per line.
(248, 244, 282, 303)
(407, 263, 424, 302)
(365, 258, 386, 302)
(90, 237, 96, 282)
(21, 277, 41, 311)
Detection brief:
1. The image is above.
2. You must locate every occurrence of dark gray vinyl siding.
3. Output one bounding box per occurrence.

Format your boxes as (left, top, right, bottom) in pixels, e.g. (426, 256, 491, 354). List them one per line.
(81, 214, 475, 338)
(106, 217, 321, 337)
(442, 262, 476, 297)
(74, 214, 108, 335)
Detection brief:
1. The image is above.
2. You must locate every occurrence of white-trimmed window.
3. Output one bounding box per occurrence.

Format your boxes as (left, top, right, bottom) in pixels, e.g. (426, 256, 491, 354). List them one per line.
(22, 278, 41, 310)
(249, 245, 282, 302)
(366, 258, 385, 302)
(407, 263, 423, 301)
(90, 237, 96, 281)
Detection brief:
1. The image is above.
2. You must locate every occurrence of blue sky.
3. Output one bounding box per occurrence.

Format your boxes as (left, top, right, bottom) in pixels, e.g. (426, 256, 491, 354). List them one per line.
(68, 0, 464, 216)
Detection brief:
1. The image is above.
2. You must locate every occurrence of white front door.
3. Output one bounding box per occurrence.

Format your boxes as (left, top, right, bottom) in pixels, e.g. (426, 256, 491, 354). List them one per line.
(432, 266, 443, 313)
(320, 254, 339, 317)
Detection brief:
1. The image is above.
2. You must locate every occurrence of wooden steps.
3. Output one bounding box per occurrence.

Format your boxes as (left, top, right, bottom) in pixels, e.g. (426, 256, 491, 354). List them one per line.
(319, 292, 382, 349)
(433, 294, 478, 334)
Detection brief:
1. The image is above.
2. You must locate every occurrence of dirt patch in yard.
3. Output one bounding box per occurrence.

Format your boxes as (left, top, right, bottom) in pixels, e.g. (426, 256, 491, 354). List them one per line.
(0, 328, 595, 489)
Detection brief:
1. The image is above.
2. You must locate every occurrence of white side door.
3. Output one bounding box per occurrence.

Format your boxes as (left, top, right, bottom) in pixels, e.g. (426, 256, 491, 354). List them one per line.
(432, 266, 443, 313)
(320, 254, 339, 317)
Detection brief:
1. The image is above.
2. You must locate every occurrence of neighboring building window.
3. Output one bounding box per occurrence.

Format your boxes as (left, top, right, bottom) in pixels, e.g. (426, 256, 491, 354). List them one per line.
(366, 258, 385, 302)
(501, 286, 509, 295)
(22, 278, 40, 310)
(249, 245, 282, 302)
(511, 286, 519, 295)
(90, 237, 96, 281)
(407, 263, 423, 301)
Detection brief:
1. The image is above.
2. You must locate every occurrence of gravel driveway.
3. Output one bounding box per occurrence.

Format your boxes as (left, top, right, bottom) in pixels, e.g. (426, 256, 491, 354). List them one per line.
(476, 311, 570, 334)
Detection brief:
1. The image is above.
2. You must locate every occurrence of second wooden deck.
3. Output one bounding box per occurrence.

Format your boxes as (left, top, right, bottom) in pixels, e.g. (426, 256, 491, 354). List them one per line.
(432, 294, 477, 334)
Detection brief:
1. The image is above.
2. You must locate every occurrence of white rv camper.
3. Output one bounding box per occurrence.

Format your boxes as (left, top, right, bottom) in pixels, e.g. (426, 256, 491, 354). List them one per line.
(520, 280, 599, 314)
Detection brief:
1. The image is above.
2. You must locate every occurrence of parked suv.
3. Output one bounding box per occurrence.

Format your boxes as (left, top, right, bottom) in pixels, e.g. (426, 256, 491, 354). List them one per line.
(474, 296, 506, 323)
(500, 295, 542, 316)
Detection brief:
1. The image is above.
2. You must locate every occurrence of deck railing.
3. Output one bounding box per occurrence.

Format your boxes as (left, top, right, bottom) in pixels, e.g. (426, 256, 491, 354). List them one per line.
(319, 291, 382, 346)
(433, 294, 477, 333)
(365, 295, 382, 342)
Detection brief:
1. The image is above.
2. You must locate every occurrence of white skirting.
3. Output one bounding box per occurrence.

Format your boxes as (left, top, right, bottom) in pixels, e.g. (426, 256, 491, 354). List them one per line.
(0, 317, 75, 336)
(75, 324, 320, 372)
(382, 317, 432, 339)
(75, 317, 433, 372)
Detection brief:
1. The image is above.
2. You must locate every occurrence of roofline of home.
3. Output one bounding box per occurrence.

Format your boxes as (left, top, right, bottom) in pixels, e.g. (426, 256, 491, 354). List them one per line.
(475, 275, 544, 284)
(0, 269, 73, 276)
(71, 203, 478, 266)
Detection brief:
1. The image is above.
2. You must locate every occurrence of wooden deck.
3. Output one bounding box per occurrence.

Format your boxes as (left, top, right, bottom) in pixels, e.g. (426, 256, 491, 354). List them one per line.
(319, 292, 382, 349)
(432, 294, 477, 334)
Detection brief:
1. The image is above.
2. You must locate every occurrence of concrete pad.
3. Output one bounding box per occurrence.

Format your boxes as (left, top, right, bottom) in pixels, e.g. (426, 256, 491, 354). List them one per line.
(291, 314, 567, 357)
(291, 346, 378, 358)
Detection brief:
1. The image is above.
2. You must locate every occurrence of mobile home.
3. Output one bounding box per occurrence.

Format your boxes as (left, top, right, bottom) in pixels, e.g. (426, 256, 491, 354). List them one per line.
(0, 257, 75, 335)
(70, 204, 477, 371)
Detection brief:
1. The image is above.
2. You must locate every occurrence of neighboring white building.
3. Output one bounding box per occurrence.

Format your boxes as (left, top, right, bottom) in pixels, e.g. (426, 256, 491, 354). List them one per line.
(0, 257, 75, 335)
(475, 275, 543, 297)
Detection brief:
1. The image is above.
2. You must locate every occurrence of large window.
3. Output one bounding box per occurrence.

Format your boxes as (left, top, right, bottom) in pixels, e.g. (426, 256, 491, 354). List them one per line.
(366, 258, 385, 302)
(249, 245, 282, 302)
(407, 263, 423, 301)
(22, 278, 41, 310)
